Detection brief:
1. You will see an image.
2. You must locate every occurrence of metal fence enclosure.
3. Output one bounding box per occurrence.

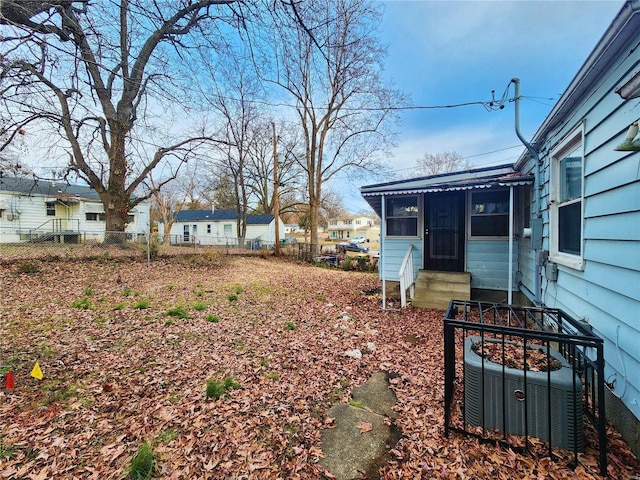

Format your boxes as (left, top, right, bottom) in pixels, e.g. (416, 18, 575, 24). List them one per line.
(443, 300, 606, 476)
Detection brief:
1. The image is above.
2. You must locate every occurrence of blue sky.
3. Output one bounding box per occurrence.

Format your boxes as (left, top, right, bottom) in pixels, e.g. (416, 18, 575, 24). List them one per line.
(341, 0, 626, 212)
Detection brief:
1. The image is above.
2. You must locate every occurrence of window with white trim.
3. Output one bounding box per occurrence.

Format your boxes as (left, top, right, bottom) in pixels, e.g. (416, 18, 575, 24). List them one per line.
(385, 196, 418, 237)
(550, 128, 584, 269)
(86, 212, 105, 221)
(46, 202, 56, 216)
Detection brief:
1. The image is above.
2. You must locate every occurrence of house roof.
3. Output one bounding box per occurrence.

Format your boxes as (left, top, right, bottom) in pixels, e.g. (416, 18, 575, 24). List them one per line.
(515, 0, 640, 167)
(172, 209, 275, 225)
(0, 175, 101, 201)
(360, 164, 533, 216)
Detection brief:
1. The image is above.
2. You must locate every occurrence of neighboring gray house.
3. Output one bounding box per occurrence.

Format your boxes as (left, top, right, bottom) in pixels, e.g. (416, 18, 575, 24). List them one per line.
(361, 0, 639, 455)
(0, 175, 149, 243)
(158, 209, 285, 247)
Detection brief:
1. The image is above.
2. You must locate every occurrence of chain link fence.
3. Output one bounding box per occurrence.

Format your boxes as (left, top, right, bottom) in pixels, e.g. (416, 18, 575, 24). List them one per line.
(0, 229, 309, 264)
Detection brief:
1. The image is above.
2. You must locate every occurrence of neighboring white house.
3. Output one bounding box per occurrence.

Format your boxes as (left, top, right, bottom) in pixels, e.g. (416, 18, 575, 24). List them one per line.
(326, 215, 378, 240)
(158, 209, 285, 247)
(0, 175, 149, 243)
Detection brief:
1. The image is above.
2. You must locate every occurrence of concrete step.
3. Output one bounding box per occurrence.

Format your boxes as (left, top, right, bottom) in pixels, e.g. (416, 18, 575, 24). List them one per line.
(411, 270, 471, 310)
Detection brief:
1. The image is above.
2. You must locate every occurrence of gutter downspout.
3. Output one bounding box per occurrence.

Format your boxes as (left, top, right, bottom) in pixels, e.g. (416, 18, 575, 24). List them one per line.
(512, 78, 543, 306)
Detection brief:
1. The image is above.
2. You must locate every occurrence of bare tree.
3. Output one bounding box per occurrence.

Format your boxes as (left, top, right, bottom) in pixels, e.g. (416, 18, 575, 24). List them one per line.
(199, 46, 266, 243)
(260, 0, 403, 254)
(149, 165, 208, 245)
(0, 0, 242, 234)
(246, 120, 305, 217)
(413, 151, 473, 177)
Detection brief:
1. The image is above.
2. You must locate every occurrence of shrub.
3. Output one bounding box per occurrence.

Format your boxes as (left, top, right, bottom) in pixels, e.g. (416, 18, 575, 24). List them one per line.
(16, 259, 40, 274)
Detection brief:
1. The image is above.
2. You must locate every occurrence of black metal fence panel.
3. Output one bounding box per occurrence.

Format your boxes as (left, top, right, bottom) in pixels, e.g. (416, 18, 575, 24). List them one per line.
(443, 300, 606, 476)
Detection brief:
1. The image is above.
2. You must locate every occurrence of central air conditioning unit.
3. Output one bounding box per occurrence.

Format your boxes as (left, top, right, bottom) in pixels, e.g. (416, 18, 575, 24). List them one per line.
(464, 336, 583, 451)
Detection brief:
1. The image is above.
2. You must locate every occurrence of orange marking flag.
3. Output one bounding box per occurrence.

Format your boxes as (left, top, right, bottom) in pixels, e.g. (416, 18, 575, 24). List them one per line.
(31, 362, 43, 380)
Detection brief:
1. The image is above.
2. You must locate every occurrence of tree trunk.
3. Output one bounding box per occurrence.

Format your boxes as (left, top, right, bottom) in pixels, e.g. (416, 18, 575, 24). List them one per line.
(309, 195, 320, 256)
(102, 129, 130, 239)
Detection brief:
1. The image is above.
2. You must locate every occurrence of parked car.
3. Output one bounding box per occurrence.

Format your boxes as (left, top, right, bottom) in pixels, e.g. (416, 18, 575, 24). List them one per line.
(351, 236, 367, 243)
(337, 241, 369, 253)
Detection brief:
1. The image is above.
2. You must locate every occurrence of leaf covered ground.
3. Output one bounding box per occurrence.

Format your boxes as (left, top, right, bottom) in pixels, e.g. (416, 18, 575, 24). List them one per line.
(1, 255, 638, 479)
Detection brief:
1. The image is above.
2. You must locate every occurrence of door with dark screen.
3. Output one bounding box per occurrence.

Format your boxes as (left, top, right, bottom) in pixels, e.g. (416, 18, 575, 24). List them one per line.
(424, 192, 465, 272)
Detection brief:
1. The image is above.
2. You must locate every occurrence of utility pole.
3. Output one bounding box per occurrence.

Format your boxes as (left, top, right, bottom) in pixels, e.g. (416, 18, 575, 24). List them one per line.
(272, 122, 280, 257)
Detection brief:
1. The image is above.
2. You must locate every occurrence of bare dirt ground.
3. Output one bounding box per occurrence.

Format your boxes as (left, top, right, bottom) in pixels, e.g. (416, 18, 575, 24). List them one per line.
(0, 255, 638, 479)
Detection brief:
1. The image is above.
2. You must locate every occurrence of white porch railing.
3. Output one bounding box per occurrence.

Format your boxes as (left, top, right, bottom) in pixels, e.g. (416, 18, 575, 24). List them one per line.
(398, 244, 416, 308)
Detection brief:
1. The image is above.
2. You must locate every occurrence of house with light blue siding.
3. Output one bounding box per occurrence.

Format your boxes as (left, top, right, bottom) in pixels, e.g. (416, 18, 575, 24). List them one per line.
(361, 0, 640, 455)
(515, 0, 640, 456)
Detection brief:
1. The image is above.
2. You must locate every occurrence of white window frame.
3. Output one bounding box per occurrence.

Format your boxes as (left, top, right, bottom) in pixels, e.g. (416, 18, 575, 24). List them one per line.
(467, 189, 510, 239)
(549, 125, 584, 271)
(384, 195, 420, 239)
(46, 201, 56, 216)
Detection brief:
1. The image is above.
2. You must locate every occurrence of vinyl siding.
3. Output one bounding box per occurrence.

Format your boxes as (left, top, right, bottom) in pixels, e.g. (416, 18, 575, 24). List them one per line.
(0, 192, 148, 242)
(467, 240, 518, 291)
(379, 239, 422, 282)
(518, 30, 640, 419)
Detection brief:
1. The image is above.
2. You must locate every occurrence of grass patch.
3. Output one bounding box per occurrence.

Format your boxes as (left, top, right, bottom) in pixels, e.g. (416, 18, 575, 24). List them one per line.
(206, 314, 220, 323)
(134, 300, 150, 310)
(166, 306, 188, 319)
(157, 428, 179, 445)
(265, 371, 279, 381)
(0, 436, 16, 460)
(206, 376, 240, 400)
(71, 297, 91, 309)
(234, 286, 243, 294)
(192, 302, 207, 311)
(127, 441, 155, 480)
(348, 399, 364, 408)
(114, 302, 126, 310)
(122, 287, 132, 297)
(227, 293, 238, 302)
(83, 286, 94, 297)
(284, 321, 297, 331)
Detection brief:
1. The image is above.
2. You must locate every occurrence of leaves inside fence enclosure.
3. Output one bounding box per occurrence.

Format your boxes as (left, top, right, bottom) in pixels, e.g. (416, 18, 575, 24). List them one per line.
(471, 340, 562, 372)
(1, 258, 639, 479)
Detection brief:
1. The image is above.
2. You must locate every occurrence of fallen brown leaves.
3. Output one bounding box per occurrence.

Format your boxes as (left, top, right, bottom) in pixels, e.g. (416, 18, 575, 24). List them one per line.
(0, 255, 638, 479)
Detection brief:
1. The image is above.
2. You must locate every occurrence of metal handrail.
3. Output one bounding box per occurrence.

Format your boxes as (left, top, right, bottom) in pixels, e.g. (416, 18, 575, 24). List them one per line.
(398, 244, 415, 308)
